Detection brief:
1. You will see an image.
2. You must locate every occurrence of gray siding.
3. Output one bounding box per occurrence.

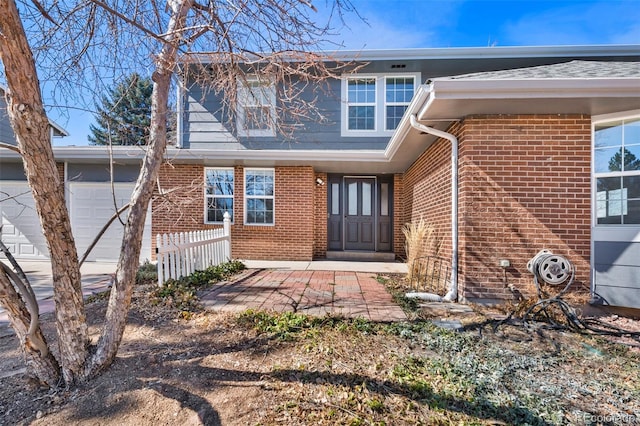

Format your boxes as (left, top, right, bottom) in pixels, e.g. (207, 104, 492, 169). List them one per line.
(182, 78, 390, 150)
(182, 54, 640, 151)
(182, 85, 238, 149)
(1, 163, 141, 182)
(67, 163, 141, 182)
(0, 162, 140, 182)
(0, 162, 26, 180)
(0, 97, 17, 146)
(593, 241, 640, 309)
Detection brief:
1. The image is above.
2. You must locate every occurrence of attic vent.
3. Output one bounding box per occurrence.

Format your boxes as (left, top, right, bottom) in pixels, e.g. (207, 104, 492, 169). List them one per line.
(391, 64, 406, 69)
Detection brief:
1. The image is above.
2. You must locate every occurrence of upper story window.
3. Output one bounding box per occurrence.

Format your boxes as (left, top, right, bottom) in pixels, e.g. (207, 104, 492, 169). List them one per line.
(237, 77, 276, 137)
(205, 168, 234, 223)
(385, 77, 415, 130)
(347, 78, 376, 131)
(341, 73, 420, 137)
(593, 114, 640, 225)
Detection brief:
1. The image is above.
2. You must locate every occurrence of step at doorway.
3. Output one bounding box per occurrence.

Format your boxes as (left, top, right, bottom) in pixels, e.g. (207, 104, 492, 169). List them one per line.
(326, 251, 396, 262)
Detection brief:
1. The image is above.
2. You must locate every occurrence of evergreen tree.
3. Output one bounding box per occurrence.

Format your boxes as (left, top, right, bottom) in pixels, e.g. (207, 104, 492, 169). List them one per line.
(89, 73, 153, 145)
(608, 148, 640, 172)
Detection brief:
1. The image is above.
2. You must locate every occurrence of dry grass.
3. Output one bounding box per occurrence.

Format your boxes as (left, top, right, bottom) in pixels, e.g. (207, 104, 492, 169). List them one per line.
(2, 276, 640, 425)
(402, 216, 440, 282)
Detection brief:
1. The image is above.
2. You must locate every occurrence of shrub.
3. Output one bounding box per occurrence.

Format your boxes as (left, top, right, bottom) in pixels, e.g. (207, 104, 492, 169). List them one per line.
(136, 260, 158, 285)
(151, 260, 246, 315)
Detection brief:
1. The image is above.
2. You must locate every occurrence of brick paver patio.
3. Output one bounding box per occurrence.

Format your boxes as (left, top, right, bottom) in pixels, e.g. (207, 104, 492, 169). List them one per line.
(200, 269, 407, 322)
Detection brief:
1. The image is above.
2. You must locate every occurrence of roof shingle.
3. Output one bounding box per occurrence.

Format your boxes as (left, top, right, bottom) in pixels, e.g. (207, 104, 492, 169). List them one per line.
(443, 60, 640, 80)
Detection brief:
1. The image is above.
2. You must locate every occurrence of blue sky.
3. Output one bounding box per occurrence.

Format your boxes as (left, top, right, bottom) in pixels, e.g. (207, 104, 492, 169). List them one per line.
(53, 0, 640, 145)
(326, 0, 640, 49)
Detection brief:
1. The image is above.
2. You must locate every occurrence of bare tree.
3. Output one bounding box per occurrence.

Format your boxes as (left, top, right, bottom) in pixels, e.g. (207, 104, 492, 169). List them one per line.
(0, 0, 355, 386)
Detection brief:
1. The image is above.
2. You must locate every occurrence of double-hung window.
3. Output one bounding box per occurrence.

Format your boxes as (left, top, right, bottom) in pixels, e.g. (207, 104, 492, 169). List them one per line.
(594, 116, 640, 224)
(205, 168, 234, 223)
(245, 168, 275, 225)
(347, 78, 376, 131)
(385, 77, 415, 130)
(237, 77, 276, 137)
(342, 73, 419, 137)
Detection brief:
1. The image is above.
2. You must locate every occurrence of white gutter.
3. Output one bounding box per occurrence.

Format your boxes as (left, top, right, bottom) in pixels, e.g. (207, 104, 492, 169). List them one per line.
(409, 114, 458, 302)
(187, 44, 640, 64)
(429, 78, 640, 99)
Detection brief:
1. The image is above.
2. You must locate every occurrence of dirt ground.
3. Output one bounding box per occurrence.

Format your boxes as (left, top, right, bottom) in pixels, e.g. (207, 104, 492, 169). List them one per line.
(1, 280, 639, 426)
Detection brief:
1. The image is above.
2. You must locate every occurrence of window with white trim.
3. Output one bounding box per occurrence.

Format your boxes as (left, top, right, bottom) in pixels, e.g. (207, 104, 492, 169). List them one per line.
(594, 116, 640, 224)
(341, 73, 419, 137)
(347, 78, 376, 131)
(237, 77, 276, 137)
(385, 76, 415, 130)
(244, 168, 275, 225)
(205, 168, 234, 223)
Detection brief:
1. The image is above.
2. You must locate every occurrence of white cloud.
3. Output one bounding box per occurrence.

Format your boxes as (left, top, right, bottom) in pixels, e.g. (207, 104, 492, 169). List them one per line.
(314, 0, 464, 50)
(329, 16, 435, 49)
(502, 1, 640, 46)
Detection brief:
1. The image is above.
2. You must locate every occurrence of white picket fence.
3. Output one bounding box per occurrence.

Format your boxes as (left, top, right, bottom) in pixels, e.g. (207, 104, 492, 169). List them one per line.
(156, 212, 231, 286)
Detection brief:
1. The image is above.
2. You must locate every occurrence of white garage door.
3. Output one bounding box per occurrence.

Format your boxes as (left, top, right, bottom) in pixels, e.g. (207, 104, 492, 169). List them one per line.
(68, 182, 152, 263)
(0, 181, 48, 259)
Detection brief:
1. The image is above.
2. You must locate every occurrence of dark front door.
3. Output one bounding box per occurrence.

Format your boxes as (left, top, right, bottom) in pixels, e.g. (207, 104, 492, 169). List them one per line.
(344, 177, 375, 250)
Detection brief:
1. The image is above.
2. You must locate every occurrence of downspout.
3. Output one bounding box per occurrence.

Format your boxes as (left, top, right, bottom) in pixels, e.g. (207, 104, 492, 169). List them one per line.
(409, 114, 458, 302)
(176, 79, 184, 148)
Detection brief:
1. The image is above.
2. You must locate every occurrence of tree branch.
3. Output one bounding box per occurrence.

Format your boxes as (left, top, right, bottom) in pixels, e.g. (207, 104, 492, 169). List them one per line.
(87, 0, 176, 45)
(0, 142, 22, 154)
(79, 203, 130, 267)
(29, 0, 60, 27)
(0, 237, 47, 356)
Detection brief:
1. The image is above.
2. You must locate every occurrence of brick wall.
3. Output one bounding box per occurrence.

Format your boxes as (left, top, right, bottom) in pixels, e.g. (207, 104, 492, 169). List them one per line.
(152, 163, 209, 258)
(57, 163, 65, 194)
(457, 114, 591, 301)
(402, 135, 454, 263)
(401, 114, 591, 302)
(152, 163, 315, 261)
(393, 173, 405, 257)
(313, 172, 328, 258)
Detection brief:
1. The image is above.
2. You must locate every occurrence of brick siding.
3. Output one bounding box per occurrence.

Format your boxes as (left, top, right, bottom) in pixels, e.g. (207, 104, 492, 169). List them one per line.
(313, 172, 328, 258)
(152, 163, 315, 261)
(57, 163, 65, 194)
(402, 114, 591, 302)
(393, 174, 405, 257)
(402, 134, 454, 263)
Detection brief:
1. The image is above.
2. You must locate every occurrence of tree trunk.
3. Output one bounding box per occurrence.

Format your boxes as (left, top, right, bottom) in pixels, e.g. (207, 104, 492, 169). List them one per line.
(0, 268, 60, 386)
(0, 0, 87, 384)
(84, 0, 193, 378)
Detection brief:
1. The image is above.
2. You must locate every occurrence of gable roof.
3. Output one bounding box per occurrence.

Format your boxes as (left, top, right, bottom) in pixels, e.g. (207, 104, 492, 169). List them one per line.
(0, 84, 69, 137)
(444, 60, 640, 80)
(387, 59, 640, 173)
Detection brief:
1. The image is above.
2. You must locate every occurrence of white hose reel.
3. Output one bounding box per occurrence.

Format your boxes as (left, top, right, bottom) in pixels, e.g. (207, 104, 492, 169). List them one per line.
(527, 249, 575, 297)
(527, 250, 572, 285)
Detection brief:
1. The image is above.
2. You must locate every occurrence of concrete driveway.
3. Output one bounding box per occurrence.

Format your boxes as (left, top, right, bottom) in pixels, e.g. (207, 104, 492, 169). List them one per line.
(0, 260, 116, 326)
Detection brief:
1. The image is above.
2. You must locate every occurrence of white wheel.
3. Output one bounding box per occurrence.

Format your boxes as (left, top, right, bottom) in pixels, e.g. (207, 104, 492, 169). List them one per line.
(536, 254, 571, 285)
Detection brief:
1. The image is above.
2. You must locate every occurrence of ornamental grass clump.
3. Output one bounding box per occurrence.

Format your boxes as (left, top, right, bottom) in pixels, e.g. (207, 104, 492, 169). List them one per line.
(402, 216, 440, 283)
